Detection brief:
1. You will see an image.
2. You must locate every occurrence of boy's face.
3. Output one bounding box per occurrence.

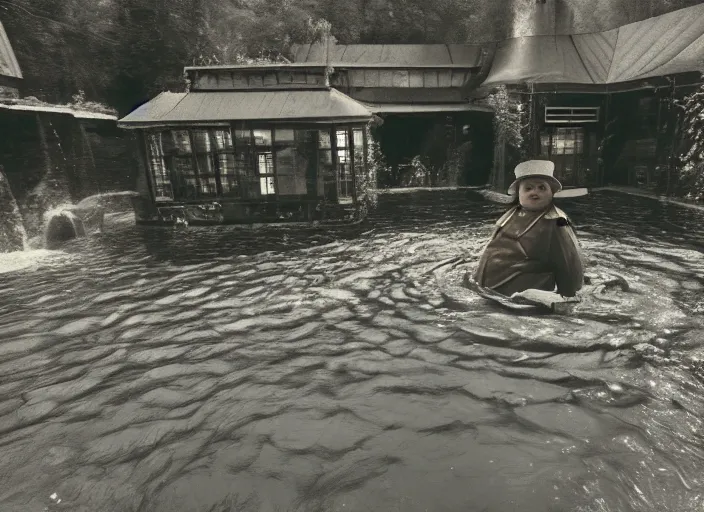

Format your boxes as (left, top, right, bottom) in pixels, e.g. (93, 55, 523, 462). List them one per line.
(518, 178, 553, 211)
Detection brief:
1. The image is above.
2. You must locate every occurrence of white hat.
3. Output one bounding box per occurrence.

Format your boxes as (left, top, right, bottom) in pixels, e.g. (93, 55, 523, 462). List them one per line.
(507, 160, 562, 195)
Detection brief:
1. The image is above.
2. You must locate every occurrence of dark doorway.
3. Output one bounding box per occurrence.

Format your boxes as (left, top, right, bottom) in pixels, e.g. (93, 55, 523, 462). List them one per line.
(371, 111, 494, 188)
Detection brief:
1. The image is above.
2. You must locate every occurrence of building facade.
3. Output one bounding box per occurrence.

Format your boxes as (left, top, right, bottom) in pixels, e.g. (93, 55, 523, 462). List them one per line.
(119, 1, 704, 214)
(478, 2, 704, 194)
(118, 65, 374, 225)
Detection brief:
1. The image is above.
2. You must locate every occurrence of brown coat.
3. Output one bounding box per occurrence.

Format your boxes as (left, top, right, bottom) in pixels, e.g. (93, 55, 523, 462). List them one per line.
(473, 205, 584, 297)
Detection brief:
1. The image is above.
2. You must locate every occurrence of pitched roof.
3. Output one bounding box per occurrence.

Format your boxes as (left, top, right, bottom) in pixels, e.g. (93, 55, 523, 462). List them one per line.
(482, 2, 704, 87)
(291, 43, 485, 68)
(118, 89, 372, 128)
(0, 20, 22, 79)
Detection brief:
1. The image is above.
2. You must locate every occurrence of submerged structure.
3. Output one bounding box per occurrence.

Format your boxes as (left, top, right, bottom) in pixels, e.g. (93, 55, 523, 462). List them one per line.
(118, 65, 374, 225)
(118, 1, 704, 223)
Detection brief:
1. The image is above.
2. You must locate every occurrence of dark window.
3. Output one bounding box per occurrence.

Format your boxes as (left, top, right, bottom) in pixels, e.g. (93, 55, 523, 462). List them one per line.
(317, 129, 336, 199)
(336, 129, 354, 201)
(145, 132, 174, 201)
(274, 128, 309, 196)
(254, 128, 275, 196)
(353, 128, 366, 194)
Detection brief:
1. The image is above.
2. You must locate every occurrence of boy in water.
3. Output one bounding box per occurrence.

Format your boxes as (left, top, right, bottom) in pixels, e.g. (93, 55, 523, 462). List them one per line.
(473, 160, 584, 297)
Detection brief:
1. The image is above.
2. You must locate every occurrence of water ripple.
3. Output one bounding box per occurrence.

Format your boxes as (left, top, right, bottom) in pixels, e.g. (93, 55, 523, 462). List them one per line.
(0, 190, 703, 511)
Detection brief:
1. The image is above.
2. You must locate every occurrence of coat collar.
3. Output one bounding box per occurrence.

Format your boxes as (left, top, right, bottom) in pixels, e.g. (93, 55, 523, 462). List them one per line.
(494, 204, 568, 226)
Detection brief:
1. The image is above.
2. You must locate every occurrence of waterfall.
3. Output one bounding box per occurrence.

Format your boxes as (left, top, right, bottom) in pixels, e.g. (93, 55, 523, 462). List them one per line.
(21, 114, 74, 241)
(509, 0, 555, 38)
(78, 121, 100, 197)
(0, 167, 28, 253)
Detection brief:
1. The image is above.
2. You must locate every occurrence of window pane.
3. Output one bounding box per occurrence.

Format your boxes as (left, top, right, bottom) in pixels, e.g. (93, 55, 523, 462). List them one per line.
(337, 150, 353, 198)
(338, 148, 349, 164)
(254, 129, 272, 146)
(318, 130, 331, 149)
(563, 139, 575, 155)
(353, 128, 365, 185)
(147, 133, 173, 201)
(219, 154, 236, 176)
(318, 149, 335, 198)
(336, 129, 352, 199)
(235, 152, 253, 176)
(353, 129, 363, 148)
(214, 129, 233, 150)
(172, 130, 192, 154)
(257, 153, 274, 175)
(174, 156, 195, 177)
(234, 128, 251, 144)
(275, 141, 309, 196)
(220, 177, 237, 193)
(260, 176, 275, 195)
(553, 136, 565, 155)
(193, 129, 212, 153)
(170, 155, 199, 200)
(274, 128, 295, 143)
(200, 177, 218, 195)
(184, 177, 198, 199)
(197, 154, 214, 175)
(540, 134, 551, 156)
(336, 129, 349, 149)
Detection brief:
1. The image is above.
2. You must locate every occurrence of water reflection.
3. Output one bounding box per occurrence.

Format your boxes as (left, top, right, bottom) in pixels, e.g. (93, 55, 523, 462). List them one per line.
(0, 190, 703, 512)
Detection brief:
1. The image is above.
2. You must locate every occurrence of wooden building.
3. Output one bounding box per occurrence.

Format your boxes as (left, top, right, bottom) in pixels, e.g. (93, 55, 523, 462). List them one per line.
(118, 45, 497, 225)
(119, 2, 704, 211)
(291, 44, 495, 187)
(118, 65, 374, 224)
(477, 2, 704, 194)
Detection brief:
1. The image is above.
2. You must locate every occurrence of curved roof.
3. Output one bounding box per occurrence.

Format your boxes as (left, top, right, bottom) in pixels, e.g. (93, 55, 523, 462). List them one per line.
(118, 89, 372, 128)
(0, 20, 22, 79)
(482, 2, 704, 87)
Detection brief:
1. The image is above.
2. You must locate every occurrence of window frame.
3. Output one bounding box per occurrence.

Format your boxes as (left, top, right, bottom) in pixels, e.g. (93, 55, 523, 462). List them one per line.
(142, 122, 368, 205)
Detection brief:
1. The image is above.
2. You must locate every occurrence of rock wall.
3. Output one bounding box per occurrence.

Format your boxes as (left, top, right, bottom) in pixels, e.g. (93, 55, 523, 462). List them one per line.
(0, 110, 136, 239)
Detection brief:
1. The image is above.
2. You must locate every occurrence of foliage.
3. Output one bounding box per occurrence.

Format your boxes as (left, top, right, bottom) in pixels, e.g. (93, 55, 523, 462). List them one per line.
(674, 79, 704, 201)
(485, 85, 527, 154)
(354, 124, 382, 215)
(3, 0, 700, 116)
(0, 0, 483, 115)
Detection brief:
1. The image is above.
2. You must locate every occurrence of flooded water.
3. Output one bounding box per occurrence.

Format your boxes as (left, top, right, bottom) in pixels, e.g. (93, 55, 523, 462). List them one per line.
(1, 190, 704, 512)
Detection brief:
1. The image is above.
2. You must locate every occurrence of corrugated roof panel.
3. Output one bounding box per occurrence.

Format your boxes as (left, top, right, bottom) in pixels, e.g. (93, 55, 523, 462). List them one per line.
(481, 2, 704, 87)
(636, 31, 704, 79)
(608, 4, 704, 82)
(0, 20, 22, 79)
(132, 92, 186, 121)
(291, 43, 482, 67)
(118, 89, 372, 127)
(572, 29, 618, 83)
(378, 45, 451, 66)
(482, 36, 594, 86)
